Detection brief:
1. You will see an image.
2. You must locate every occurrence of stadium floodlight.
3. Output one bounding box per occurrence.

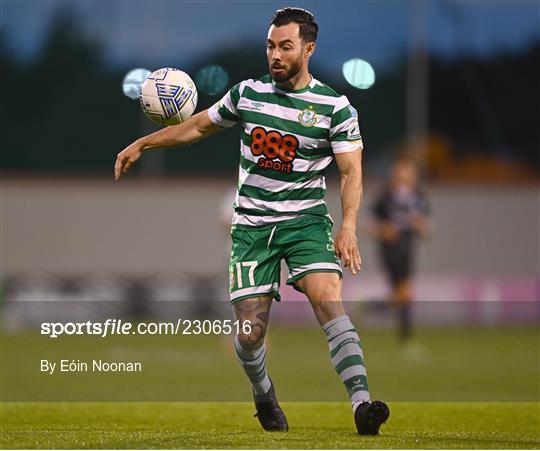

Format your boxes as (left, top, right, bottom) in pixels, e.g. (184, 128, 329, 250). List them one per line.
(194, 65, 230, 96)
(342, 58, 376, 89)
(122, 68, 151, 100)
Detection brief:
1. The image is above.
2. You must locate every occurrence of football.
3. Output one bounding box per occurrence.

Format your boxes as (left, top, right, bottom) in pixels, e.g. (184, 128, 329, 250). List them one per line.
(139, 67, 198, 126)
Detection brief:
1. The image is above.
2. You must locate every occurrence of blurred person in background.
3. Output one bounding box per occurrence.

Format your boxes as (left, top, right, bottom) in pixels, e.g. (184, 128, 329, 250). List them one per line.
(368, 154, 431, 343)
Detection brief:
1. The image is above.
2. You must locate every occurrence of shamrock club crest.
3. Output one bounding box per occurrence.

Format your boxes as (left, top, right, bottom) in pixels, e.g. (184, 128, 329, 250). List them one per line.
(298, 106, 317, 127)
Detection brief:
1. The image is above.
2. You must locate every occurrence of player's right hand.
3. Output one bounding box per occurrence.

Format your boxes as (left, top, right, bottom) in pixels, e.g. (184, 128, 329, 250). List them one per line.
(335, 226, 362, 275)
(115, 141, 143, 180)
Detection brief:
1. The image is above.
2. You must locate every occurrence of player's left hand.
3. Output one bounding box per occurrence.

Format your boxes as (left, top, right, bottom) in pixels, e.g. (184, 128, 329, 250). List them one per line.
(334, 226, 362, 275)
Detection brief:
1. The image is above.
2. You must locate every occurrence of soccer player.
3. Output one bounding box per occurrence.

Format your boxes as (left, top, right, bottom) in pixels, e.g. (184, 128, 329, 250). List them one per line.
(115, 7, 389, 435)
(370, 155, 431, 342)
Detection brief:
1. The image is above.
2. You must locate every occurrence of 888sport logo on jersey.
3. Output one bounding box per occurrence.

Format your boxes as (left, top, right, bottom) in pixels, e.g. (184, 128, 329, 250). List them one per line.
(250, 127, 299, 173)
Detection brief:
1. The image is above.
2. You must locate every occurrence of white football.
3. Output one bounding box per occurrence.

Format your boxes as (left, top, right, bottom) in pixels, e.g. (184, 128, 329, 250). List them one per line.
(140, 68, 198, 126)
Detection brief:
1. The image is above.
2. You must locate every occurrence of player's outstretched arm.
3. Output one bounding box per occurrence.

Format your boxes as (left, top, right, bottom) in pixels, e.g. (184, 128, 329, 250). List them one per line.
(115, 109, 222, 180)
(334, 148, 363, 275)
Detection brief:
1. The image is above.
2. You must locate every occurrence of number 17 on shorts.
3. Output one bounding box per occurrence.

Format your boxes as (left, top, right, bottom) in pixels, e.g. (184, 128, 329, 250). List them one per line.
(229, 259, 278, 302)
(232, 261, 258, 288)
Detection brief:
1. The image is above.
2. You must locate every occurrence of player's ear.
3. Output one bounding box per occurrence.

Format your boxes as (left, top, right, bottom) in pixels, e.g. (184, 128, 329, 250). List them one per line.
(305, 41, 316, 58)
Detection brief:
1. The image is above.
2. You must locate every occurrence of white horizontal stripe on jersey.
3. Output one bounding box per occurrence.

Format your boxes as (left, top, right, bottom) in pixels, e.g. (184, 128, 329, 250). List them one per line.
(238, 166, 325, 192)
(241, 141, 333, 172)
(232, 212, 302, 227)
(207, 104, 236, 128)
(238, 98, 332, 129)
(330, 115, 358, 137)
(289, 262, 342, 278)
(332, 140, 363, 153)
(221, 90, 239, 117)
(243, 78, 341, 107)
(333, 95, 352, 113)
(230, 283, 277, 301)
(236, 195, 324, 213)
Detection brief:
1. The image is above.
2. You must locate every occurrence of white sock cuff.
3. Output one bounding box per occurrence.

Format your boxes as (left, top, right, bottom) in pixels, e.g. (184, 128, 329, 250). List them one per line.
(323, 315, 356, 340)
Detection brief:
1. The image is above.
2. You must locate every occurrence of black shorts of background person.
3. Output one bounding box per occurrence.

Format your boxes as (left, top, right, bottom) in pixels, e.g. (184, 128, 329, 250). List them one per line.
(380, 230, 414, 287)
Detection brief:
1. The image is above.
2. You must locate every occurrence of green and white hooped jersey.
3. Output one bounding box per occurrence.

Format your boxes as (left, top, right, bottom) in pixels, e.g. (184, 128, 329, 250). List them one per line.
(208, 74, 363, 228)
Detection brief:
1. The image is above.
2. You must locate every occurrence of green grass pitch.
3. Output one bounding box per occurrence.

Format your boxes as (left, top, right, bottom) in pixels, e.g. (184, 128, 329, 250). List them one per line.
(1, 326, 539, 448)
(1, 402, 538, 448)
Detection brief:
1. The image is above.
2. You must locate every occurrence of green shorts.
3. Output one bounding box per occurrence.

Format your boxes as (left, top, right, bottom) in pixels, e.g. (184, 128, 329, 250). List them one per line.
(229, 216, 342, 304)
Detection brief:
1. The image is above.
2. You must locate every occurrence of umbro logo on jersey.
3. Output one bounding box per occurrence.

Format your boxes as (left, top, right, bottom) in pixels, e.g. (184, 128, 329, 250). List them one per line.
(244, 101, 264, 111)
(251, 102, 264, 110)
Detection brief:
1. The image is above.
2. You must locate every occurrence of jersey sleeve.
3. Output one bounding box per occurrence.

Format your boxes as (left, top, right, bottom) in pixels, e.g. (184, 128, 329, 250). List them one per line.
(329, 96, 363, 154)
(207, 82, 242, 128)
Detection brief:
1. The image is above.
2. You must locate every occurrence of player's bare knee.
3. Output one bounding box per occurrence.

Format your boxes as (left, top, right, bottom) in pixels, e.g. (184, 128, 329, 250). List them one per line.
(237, 326, 266, 351)
(310, 280, 345, 324)
(310, 280, 341, 302)
(313, 298, 343, 318)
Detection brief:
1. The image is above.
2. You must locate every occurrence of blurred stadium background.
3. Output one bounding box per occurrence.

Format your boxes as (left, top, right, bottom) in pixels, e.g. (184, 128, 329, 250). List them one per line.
(1, 1, 539, 404)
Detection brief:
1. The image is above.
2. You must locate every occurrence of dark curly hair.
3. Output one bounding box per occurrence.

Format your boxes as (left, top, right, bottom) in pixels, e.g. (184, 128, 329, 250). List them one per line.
(270, 7, 318, 43)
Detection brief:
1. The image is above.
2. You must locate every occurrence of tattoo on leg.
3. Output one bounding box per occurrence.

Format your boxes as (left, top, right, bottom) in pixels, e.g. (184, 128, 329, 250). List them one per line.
(234, 298, 262, 313)
(250, 323, 264, 340)
(256, 311, 269, 324)
(232, 297, 272, 349)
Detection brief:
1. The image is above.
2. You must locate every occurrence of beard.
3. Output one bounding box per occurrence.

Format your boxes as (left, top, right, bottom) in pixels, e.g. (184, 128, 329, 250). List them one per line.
(270, 58, 302, 83)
